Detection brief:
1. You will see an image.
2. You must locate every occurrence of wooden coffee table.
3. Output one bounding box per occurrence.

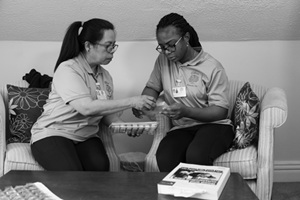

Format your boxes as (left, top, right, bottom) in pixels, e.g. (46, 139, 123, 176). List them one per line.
(0, 171, 258, 200)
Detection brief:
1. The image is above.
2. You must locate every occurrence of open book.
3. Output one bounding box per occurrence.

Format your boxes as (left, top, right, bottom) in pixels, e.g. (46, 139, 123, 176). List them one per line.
(157, 163, 230, 200)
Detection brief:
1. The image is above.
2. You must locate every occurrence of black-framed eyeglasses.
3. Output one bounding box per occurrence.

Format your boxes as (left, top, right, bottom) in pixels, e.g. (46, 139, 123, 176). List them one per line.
(156, 37, 182, 54)
(95, 42, 119, 53)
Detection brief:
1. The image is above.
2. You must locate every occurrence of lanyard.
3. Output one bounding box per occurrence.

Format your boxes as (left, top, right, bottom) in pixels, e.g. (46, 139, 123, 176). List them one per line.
(92, 73, 102, 90)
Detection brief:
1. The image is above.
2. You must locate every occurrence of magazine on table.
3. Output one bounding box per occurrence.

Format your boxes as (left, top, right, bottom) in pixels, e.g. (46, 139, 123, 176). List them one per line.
(0, 182, 62, 200)
(157, 162, 230, 200)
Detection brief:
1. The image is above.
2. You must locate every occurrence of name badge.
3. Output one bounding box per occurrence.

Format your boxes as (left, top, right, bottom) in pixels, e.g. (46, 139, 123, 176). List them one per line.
(96, 82, 107, 100)
(172, 86, 186, 98)
(96, 90, 107, 100)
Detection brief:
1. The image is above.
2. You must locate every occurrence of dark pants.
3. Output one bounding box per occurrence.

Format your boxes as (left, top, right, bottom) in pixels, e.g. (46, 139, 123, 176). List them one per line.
(31, 136, 109, 171)
(156, 124, 234, 172)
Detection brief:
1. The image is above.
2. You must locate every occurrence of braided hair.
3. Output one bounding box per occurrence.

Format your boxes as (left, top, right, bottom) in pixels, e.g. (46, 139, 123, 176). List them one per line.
(156, 13, 201, 49)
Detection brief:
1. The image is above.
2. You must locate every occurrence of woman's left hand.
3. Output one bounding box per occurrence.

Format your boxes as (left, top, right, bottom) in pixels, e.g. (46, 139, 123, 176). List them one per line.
(126, 126, 144, 137)
(160, 103, 186, 120)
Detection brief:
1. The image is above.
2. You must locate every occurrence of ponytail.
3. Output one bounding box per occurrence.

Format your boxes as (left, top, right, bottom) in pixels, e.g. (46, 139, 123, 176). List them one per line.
(54, 21, 82, 72)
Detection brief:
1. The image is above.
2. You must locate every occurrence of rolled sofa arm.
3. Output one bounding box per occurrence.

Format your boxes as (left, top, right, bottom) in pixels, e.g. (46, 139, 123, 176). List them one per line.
(258, 87, 288, 153)
(144, 113, 171, 172)
(98, 122, 120, 172)
(0, 93, 6, 176)
(258, 87, 288, 150)
(257, 86, 288, 154)
(260, 87, 288, 127)
(256, 87, 288, 200)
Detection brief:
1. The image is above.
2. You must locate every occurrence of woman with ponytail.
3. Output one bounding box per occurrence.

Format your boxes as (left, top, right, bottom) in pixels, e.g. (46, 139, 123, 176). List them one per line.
(31, 18, 156, 171)
(133, 13, 234, 172)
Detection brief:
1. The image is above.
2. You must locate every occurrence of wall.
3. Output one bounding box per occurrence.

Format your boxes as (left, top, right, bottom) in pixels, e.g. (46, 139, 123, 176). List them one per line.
(0, 40, 299, 182)
(0, 0, 300, 41)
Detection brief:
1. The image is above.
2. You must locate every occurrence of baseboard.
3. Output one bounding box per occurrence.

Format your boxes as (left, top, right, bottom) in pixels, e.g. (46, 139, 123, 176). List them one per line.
(274, 160, 300, 182)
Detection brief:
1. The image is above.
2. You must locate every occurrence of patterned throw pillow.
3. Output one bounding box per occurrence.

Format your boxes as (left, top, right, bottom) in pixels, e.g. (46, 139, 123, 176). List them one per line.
(229, 82, 260, 151)
(6, 85, 50, 144)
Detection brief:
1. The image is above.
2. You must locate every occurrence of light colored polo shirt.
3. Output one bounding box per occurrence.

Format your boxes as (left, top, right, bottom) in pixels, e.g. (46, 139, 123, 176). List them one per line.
(146, 49, 232, 129)
(31, 53, 114, 143)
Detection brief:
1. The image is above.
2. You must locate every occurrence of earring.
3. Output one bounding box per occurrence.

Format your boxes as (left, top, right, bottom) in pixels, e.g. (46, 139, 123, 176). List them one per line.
(186, 43, 189, 47)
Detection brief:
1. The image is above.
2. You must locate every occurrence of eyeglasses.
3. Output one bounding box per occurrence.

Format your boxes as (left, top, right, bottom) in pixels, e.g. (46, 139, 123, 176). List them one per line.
(95, 42, 119, 53)
(156, 37, 182, 54)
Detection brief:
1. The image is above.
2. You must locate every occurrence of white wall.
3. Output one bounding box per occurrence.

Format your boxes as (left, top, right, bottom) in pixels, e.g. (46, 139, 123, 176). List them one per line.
(0, 0, 299, 41)
(0, 41, 299, 182)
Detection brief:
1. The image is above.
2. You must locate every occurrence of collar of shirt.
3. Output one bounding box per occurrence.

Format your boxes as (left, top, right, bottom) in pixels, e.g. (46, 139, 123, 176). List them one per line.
(78, 52, 103, 79)
(180, 48, 205, 67)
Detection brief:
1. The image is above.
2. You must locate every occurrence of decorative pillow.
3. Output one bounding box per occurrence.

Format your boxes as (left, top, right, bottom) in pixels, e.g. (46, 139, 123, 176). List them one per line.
(229, 82, 260, 151)
(6, 85, 50, 144)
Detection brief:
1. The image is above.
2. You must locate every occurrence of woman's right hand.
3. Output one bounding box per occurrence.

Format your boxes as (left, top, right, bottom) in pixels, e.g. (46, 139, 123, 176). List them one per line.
(131, 95, 156, 110)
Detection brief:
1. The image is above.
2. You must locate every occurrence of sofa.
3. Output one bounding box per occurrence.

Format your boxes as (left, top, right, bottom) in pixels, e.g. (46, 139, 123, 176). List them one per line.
(0, 41, 289, 200)
(144, 80, 288, 200)
(0, 80, 121, 175)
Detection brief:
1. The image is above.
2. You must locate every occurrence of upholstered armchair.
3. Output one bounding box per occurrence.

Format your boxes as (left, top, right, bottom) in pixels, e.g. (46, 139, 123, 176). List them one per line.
(144, 80, 288, 200)
(0, 80, 120, 177)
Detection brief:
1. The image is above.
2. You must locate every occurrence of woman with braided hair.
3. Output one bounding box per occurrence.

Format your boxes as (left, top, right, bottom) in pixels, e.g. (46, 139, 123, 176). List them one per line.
(31, 18, 156, 171)
(133, 13, 234, 172)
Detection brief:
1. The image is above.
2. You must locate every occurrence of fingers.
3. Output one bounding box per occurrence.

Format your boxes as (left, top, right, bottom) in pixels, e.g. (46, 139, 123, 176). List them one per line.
(127, 124, 143, 137)
(163, 113, 176, 119)
(136, 125, 144, 135)
(160, 106, 179, 119)
(132, 108, 143, 119)
(132, 95, 156, 111)
(161, 103, 182, 118)
(143, 104, 155, 110)
(143, 96, 156, 110)
(160, 106, 172, 115)
(127, 131, 139, 137)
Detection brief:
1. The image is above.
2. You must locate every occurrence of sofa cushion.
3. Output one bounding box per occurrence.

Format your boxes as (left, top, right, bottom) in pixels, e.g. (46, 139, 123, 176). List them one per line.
(213, 145, 257, 179)
(230, 82, 260, 150)
(6, 85, 50, 144)
(4, 143, 44, 174)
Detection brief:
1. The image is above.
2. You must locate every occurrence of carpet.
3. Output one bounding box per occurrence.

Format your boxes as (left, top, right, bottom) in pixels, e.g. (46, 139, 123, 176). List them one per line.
(272, 182, 300, 200)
